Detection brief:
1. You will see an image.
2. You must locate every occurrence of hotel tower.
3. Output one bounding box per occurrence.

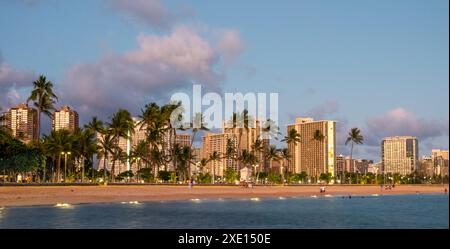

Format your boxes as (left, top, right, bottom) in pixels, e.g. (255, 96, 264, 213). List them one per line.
(2, 103, 38, 143)
(381, 136, 418, 175)
(52, 105, 79, 132)
(287, 118, 336, 178)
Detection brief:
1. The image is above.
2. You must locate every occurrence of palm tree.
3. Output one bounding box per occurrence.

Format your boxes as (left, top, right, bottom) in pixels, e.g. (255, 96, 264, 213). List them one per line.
(43, 129, 72, 182)
(265, 145, 281, 171)
(131, 140, 149, 174)
(85, 116, 104, 136)
(281, 128, 301, 173)
(313, 130, 325, 142)
(171, 143, 183, 176)
(280, 148, 291, 183)
(229, 110, 253, 170)
(209, 151, 221, 184)
(177, 146, 192, 181)
(187, 113, 209, 178)
(198, 158, 209, 174)
(27, 75, 58, 140)
(252, 137, 266, 172)
(239, 150, 259, 181)
(139, 102, 182, 172)
(73, 128, 96, 182)
(150, 147, 164, 182)
(84, 116, 104, 179)
(97, 132, 115, 182)
(345, 128, 364, 184)
(108, 109, 134, 180)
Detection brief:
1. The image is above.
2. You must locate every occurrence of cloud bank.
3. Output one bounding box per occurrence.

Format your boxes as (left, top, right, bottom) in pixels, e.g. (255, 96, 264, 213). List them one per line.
(109, 0, 173, 30)
(0, 54, 35, 108)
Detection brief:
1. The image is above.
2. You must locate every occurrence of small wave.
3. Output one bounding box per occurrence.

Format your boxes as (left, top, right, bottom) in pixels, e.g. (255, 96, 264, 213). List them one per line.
(55, 203, 71, 208)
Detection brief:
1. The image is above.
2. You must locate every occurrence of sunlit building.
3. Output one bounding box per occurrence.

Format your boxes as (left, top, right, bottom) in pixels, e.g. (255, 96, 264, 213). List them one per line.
(223, 119, 269, 172)
(202, 132, 237, 177)
(287, 117, 336, 178)
(175, 133, 191, 147)
(419, 156, 434, 176)
(52, 105, 79, 132)
(431, 149, 449, 176)
(2, 103, 38, 143)
(381, 136, 418, 175)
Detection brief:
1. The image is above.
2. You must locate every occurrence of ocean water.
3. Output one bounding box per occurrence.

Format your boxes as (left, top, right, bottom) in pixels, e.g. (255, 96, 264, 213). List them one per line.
(0, 194, 448, 229)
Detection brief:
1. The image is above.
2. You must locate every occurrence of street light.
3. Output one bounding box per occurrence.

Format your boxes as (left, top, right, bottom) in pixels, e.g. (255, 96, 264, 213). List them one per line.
(252, 164, 259, 184)
(61, 151, 71, 183)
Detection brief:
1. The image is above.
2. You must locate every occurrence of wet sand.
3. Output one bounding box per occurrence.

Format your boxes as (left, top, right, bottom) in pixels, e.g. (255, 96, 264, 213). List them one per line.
(0, 184, 447, 207)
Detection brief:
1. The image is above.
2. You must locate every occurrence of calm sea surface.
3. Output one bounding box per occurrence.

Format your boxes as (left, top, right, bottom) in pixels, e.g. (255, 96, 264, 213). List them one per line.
(0, 194, 448, 229)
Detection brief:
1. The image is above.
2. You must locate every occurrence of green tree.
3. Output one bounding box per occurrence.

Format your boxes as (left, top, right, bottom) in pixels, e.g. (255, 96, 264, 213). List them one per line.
(137, 168, 153, 183)
(96, 132, 116, 182)
(108, 109, 134, 180)
(319, 173, 332, 184)
(345, 128, 364, 184)
(186, 113, 209, 178)
(209, 151, 221, 183)
(229, 109, 253, 170)
(73, 128, 97, 182)
(27, 75, 58, 140)
(158, 170, 171, 182)
(43, 130, 73, 182)
(281, 128, 301, 174)
(224, 168, 239, 184)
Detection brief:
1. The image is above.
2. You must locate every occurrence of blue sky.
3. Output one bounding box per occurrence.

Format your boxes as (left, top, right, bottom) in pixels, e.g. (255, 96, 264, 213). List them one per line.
(0, 0, 448, 160)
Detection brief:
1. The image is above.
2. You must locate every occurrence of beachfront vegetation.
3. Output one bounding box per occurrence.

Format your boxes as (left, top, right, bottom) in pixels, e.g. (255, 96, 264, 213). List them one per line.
(1, 75, 448, 185)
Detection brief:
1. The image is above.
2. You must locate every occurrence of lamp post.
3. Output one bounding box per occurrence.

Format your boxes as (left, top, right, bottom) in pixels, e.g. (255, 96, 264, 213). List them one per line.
(61, 151, 71, 183)
(252, 164, 259, 184)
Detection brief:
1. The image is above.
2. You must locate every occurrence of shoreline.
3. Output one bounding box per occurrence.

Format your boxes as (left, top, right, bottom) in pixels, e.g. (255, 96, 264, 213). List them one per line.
(0, 185, 447, 207)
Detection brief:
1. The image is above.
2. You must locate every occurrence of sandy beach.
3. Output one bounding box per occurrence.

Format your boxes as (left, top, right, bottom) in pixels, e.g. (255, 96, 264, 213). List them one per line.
(0, 184, 447, 207)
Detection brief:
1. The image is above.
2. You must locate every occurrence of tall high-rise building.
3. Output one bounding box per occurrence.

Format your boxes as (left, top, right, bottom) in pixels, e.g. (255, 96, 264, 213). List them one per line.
(287, 118, 336, 177)
(223, 119, 269, 171)
(2, 103, 38, 143)
(419, 156, 434, 176)
(202, 133, 237, 177)
(381, 136, 418, 175)
(52, 105, 79, 132)
(175, 133, 191, 147)
(431, 149, 449, 176)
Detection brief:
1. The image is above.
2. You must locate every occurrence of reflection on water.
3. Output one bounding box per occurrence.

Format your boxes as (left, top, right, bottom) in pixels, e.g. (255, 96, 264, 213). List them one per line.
(0, 194, 448, 229)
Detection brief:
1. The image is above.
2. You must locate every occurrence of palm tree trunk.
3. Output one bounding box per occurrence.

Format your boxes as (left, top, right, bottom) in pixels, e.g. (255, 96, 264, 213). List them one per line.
(188, 131, 197, 180)
(43, 162, 46, 183)
(111, 159, 116, 182)
(350, 142, 354, 184)
(212, 163, 215, 184)
(81, 157, 85, 183)
(103, 153, 107, 181)
(56, 154, 61, 183)
(36, 109, 41, 140)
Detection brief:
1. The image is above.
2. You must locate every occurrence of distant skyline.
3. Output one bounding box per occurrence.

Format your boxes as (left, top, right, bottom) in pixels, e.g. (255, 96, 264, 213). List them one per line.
(0, 0, 448, 161)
